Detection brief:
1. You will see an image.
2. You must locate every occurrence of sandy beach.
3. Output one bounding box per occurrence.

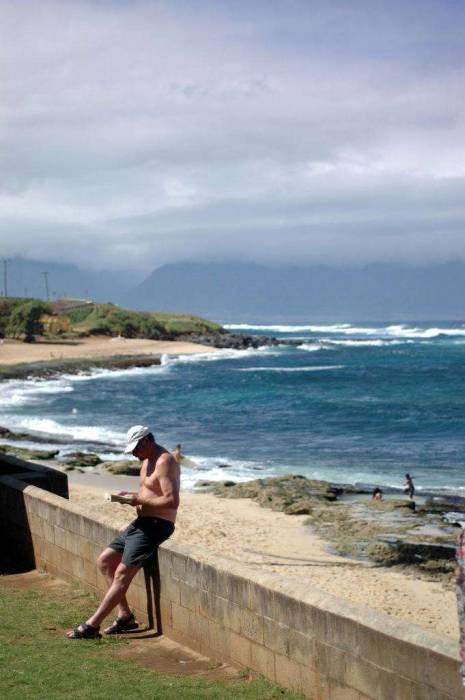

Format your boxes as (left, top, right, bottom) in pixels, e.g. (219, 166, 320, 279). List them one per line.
(69, 479, 458, 640)
(0, 337, 215, 366)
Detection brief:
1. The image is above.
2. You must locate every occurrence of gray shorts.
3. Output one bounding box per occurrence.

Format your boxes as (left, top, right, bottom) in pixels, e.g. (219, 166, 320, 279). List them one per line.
(108, 516, 175, 568)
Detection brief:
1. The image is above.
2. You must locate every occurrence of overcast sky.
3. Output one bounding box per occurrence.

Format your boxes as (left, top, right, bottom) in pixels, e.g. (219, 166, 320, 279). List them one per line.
(1, 0, 464, 271)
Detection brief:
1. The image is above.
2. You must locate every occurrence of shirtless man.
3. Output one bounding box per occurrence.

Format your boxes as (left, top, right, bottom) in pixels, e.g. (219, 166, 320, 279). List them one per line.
(67, 425, 180, 639)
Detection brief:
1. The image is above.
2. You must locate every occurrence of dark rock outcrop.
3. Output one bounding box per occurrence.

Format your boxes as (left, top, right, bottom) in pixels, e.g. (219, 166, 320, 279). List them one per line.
(0, 444, 59, 461)
(101, 460, 140, 476)
(62, 452, 102, 468)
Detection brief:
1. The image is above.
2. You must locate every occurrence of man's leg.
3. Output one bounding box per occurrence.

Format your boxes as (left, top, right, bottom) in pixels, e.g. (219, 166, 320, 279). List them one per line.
(97, 548, 132, 621)
(85, 561, 140, 629)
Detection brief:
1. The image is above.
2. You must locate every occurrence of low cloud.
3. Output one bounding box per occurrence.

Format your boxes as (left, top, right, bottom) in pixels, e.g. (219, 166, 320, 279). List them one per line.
(1, 0, 464, 271)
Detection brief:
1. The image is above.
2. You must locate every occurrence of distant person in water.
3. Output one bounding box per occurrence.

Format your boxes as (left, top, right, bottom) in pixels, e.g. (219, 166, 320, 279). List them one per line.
(403, 473, 415, 500)
(173, 443, 183, 464)
(372, 487, 383, 501)
(173, 444, 197, 468)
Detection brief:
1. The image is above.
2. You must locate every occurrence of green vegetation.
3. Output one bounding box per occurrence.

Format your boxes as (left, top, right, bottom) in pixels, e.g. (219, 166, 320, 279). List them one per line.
(0, 582, 305, 700)
(0, 297, 222, 342)
(0, 298, 50, 341)
(68, 303, 221, 338)
(3, 300, 52, 342)
(0, 298, 25, 337)
(69, 303, 165, 338)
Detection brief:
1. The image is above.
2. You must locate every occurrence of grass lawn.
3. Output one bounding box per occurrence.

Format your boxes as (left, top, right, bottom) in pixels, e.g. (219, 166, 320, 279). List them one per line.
(0, 578, 306, 700)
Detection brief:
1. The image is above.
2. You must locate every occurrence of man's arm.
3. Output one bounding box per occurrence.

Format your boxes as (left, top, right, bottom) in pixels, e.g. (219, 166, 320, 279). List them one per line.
(135, 455, 180, 510)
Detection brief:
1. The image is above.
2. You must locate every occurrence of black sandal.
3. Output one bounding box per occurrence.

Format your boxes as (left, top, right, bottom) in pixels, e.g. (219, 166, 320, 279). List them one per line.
(67, 622, 101, 639)
(104, 612, 138, 635)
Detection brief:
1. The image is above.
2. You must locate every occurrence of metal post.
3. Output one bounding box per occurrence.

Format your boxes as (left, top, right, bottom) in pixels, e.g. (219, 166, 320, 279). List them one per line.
(42, 271, 50, 300)
(2, 259, 8, 297)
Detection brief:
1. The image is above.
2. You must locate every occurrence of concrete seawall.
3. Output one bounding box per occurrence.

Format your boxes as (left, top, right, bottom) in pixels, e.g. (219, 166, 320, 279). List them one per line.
(0, 458, 462, 699)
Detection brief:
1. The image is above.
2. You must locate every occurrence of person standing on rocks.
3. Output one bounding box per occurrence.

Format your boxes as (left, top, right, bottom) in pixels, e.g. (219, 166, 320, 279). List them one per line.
(66, 425, 180, 639)
(403, 473, 415, 500)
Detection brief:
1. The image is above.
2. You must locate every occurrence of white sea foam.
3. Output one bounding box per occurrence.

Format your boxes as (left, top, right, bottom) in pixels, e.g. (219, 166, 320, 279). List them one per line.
(0, 364, 170, 411)
(0, 415, 124, 446)
(1, 377, 74, 408)
(298, 339, 412, 350)
(225, 321, 465, 339)
(385, 325, 465, 339)
(296, 343, 327, 352)
(225, 323, 401, 336)
(224, 323, 352, 333)
(237, 365, 344, 373)
(65, 364, 170, 381)
(162, 346, 282, 367)
(179, 454, 273, 491)
(330, 338, 410, 346)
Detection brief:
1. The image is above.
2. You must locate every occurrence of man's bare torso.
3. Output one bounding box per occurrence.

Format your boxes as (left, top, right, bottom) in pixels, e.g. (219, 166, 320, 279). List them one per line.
(137, 449, 180, 522)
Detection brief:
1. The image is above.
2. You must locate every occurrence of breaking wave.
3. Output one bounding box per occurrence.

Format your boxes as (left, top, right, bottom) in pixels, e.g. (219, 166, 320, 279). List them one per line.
(298, 339, 412, 351)
(225, 322, 465, 339)
(237, 365, 344, 373)
(0, 415, 124, 446)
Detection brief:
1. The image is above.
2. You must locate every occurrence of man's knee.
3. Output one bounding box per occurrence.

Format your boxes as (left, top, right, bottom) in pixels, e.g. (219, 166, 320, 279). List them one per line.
(113, 562, 139, 588)
(97, 548, 120, 573)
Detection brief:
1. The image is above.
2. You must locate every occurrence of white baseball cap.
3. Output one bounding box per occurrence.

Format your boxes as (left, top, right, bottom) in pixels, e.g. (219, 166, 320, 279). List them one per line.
(124, 425, 150, 453)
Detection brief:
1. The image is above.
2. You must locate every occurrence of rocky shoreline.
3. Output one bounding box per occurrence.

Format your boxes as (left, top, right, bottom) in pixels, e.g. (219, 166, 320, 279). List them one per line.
(175, 330, 295, 350)
(0, 353, 164, 381)
(194, 475, 461, 583)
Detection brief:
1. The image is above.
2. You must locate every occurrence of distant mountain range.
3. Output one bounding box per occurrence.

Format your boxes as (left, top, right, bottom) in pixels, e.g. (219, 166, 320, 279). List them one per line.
(4, 258, 465, 322)
(124, 261, 465, 322)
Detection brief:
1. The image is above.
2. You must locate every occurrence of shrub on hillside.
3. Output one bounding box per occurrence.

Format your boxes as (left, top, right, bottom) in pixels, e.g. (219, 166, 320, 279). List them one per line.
(6, 300, 51, 342)
(105, 309, 164, 338)
(66, 304, 95, 324)
(138, 315, 165, 339)
(0, 298, 29, 338)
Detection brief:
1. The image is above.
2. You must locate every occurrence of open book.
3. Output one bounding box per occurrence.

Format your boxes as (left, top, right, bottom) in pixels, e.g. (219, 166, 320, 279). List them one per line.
(104, 493, 133, 504)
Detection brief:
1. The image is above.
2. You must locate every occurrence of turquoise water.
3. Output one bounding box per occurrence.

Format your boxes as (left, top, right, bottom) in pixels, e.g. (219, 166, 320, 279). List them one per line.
(2, 321, 465, 493)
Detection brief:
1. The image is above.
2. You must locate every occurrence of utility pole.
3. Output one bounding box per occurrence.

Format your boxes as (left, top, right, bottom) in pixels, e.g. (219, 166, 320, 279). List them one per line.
(42, 271, 50, 300)
(2, 259, 9, 297)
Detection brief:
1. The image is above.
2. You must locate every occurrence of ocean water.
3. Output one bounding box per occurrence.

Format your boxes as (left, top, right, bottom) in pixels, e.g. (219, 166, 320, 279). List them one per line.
(2, 321, 465, 494)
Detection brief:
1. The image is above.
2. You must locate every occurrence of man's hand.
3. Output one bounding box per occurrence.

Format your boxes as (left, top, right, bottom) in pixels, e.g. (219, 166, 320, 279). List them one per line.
(126, 493, 140, 507)
(116, 491, 139, 507)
